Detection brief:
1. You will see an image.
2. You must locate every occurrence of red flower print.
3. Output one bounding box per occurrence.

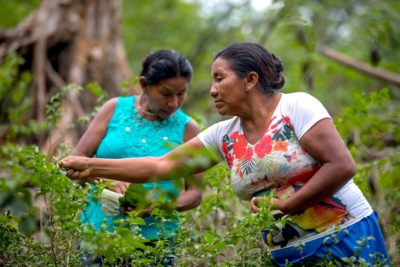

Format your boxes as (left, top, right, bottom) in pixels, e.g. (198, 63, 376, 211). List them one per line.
(230, 131, 239, 139)
(273, 140, 288, 152)
(226, 153, 234, 169)
(254, 135, 272, 158)
(244, 147, 253, 161)
(282, 116, 294, 129)
(232, 134, 247, 159)
(282, 116, 290, 123)
(222, 142, 229, 155)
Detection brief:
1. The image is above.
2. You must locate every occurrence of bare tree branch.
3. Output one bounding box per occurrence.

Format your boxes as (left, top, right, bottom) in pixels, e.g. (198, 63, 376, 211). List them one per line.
(318, 46, 400, 86)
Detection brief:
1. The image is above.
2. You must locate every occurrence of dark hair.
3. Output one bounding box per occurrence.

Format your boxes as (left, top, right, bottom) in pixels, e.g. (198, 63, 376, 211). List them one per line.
(140, 49, 193, 86)
(214, 43, 285, 93)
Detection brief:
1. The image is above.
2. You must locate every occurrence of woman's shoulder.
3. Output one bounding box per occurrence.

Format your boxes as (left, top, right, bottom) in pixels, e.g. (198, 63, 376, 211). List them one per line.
(205, 116, 239, 128)
(183, 119, 201, 141)
(115, 95, 136, 104)
(205, 116, 240, 135)
(279, 92, 325, 112)
(282, 92, 319, 103)
(101, 96, 136, 122)
(99, 97, 118, 112)
(113, 95, 137, 111)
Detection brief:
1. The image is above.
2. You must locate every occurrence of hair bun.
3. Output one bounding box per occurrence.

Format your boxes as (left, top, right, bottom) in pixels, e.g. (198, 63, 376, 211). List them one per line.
(271, 53, 284, 73)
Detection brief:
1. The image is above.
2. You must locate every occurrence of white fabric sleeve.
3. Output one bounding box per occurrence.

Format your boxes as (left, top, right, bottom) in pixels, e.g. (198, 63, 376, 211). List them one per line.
(197, 123, 221, 154)
(197, 118, 240, 158)
(289, 92, 331, 140)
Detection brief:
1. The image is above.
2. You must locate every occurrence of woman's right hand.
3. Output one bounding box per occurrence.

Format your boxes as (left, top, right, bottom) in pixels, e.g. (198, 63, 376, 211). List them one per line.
(250, 196, 287, 219)
(108, 180, 130, 194)
(57, 156, 91, 180)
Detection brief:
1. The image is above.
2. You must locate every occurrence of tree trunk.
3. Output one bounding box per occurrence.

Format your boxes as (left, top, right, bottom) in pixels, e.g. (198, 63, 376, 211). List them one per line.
(0, 0, 136, 151)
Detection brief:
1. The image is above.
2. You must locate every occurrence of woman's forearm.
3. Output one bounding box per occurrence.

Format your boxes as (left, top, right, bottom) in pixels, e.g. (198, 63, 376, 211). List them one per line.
(60, 138, 213, 183)
(87, 157, 174, 183)
(61, 156, 175, 183)
(282, 160, 355, 214)
(176, 187, 202, 212)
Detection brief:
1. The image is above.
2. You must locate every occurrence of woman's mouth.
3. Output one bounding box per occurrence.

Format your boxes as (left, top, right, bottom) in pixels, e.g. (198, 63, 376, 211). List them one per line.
(214, 101, 224, 108)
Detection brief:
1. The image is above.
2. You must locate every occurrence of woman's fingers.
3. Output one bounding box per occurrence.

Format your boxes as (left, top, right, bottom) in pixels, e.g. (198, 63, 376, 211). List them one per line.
(250, 197, 261, 213)
(67, 169, 82, 180)
(57, 156, 71, 169)
(66, 168, 75, 177)
(251, 196, 285, 213)
(58, 156, 87, 170)
(57, 156, 92, 180)
(113, 182, 130, 194)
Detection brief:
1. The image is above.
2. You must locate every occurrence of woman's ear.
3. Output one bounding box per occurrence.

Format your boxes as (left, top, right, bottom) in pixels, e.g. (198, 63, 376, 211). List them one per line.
(245, 71, 259, 91)
(139, 76, 148, 91)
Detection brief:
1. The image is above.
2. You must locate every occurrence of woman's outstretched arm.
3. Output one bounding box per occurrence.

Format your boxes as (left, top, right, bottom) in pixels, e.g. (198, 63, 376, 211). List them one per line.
(58, 137, 218, 183)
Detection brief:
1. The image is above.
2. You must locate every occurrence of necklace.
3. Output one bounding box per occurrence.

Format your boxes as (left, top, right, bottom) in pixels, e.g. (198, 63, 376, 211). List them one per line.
(137, 102, 157, 117)
(132, 96, 169, 130)
(137, 96, 160, 118)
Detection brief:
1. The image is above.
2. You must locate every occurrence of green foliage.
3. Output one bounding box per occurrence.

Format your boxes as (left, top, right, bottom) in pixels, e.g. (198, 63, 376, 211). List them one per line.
(119, 184, 148, 210)
(335, 88, 399, 161)
(0, 51, 108, 143)
(0, 52, 44, 140)
(46, 84, 83, 126)
(0, 0, 39, 28)
(0, 0, 399, 265)
(121, 0, 204, 72)
(0, 144, 85, 266)
(78, 83, 109, 126)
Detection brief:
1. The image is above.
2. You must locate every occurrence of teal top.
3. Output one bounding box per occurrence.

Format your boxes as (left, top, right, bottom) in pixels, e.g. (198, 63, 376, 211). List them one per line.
(81, 96, 191, 240)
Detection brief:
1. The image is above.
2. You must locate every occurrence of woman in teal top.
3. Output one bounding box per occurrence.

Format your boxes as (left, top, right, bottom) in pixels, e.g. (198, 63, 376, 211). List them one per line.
(72, 50, 202, 265)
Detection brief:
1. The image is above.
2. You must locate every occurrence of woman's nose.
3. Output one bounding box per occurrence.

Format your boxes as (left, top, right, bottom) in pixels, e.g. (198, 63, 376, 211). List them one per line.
(210, 83, 217, 97)
(168, 96, 180, 109)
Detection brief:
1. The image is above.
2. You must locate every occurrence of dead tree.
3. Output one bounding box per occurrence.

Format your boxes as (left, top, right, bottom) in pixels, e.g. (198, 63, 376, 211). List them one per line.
(0, 0, 136, 151)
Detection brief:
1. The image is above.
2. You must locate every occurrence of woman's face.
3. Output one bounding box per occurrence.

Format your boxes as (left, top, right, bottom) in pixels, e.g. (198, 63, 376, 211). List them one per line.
(210, 57, 247, 116)
(144, 76, 188, 119)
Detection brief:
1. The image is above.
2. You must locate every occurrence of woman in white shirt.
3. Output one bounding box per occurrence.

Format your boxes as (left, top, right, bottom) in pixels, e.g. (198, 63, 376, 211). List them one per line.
(59, 42, 390, 266)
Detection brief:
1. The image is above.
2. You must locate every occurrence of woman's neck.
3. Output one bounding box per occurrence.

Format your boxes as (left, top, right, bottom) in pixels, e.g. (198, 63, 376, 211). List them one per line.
(136, 95, 163, 121)
(241, 92, 281, 144)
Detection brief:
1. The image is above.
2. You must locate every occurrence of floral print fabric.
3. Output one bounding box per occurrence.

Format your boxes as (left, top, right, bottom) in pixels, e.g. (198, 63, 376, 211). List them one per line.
(222, 115, 320, 200)
(223, 115, 349, 246)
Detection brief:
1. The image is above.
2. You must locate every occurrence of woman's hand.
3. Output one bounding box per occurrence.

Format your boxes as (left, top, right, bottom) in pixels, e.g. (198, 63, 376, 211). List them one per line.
(108, 180, 130, 194)
(250, 196, 286, 214)
(57, 156, 91, 180)
(122, 205, 153, 218)
(96, 179, 130, 193)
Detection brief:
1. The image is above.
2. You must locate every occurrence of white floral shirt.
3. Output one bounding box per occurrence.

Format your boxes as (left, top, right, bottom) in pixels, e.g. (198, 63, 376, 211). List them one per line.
(198, 92, 372, 248)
